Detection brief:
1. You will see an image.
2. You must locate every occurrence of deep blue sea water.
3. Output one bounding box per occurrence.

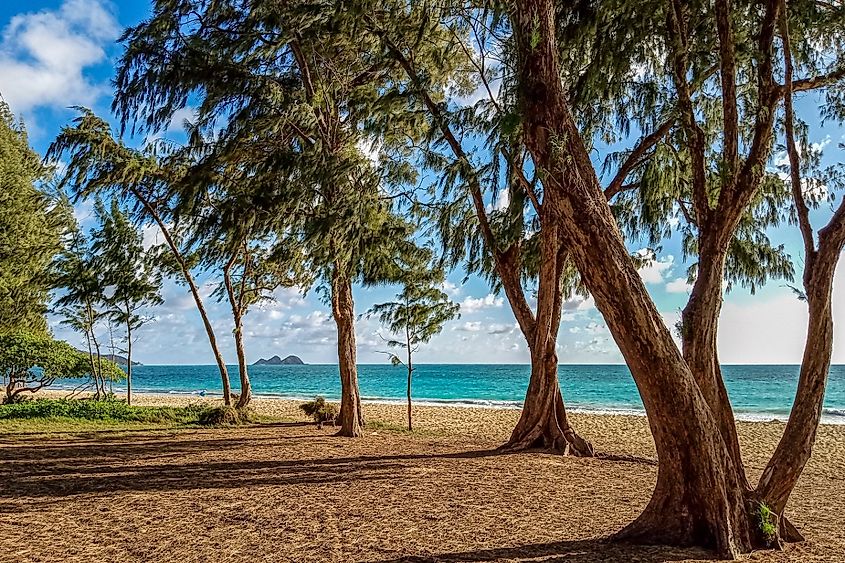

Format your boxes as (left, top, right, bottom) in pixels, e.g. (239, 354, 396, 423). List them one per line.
(57, 364, 845, 424)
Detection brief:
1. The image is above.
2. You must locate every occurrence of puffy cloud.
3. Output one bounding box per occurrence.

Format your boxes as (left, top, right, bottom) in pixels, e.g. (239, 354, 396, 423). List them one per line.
(636, 249, 675, 284)
(460, 293, 504, 313)
(0, 0, 120, 113)
(665, 277, 693, 294)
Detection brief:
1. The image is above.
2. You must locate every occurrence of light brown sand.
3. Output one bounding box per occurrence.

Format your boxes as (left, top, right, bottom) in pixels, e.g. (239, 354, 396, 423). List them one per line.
(1, 391, 844, 562)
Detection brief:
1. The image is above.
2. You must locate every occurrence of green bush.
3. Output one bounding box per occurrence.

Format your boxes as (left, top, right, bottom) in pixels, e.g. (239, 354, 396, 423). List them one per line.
(196, 406, 256, 426)
(299, 396, 338, 426)
(0, 398, 204, 424)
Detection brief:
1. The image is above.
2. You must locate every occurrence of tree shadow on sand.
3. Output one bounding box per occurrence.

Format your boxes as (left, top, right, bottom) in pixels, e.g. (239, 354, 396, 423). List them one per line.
(366, 539, 708, 563)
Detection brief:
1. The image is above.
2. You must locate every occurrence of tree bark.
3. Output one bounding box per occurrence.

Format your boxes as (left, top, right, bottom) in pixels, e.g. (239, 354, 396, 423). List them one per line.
(511, 1, 757, 556)
(682, 235, 748, 487)
(129, 187, 232, 406)
(406, 322, 413, 432)
(332, 262, 364, 437)
(753, 13, 845, 533)
(125, 315, 132, 406)
(505, 221, 593, 455)
(223, 254, 252, 409)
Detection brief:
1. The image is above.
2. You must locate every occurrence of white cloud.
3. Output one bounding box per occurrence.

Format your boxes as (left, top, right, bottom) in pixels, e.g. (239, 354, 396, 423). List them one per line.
(0, 0, 119, 114)
(636, 249, 675, 284)
(460, 293, 504, 313)
(666, 277, 692, 294)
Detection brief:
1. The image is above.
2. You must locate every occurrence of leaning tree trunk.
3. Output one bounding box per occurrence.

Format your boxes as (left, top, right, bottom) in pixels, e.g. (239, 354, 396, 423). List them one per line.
(682, 237, 748, 487)
(332, 263, 364, 437)
(505, 221, 593, 455)
(511, 1, 761, 556)
(130, 188, 233, 406)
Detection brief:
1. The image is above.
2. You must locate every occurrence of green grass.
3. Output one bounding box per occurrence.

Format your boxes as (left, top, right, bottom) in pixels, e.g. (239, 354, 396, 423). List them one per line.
(0, 398, 206, 424)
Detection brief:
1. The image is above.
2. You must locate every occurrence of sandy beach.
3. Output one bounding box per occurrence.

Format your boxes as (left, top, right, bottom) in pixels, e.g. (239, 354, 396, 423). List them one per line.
(2, 391, 844, 562)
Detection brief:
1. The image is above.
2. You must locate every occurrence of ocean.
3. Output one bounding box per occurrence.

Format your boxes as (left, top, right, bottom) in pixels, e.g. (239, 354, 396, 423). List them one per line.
(57, 363, 845, 424)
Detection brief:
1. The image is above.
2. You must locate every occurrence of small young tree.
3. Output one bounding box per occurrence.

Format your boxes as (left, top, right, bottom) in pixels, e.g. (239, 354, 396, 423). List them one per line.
(91, 199, 163, 405)
(0, 331, 122, 403)
(366, 267, 459, 431)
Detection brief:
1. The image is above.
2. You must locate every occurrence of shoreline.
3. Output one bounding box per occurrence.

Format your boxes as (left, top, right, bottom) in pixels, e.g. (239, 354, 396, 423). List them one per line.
(39, 389, 845, 426)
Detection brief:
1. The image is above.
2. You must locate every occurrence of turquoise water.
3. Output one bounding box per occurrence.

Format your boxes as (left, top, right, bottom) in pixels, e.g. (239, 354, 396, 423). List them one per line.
(58, 364, 845, 423)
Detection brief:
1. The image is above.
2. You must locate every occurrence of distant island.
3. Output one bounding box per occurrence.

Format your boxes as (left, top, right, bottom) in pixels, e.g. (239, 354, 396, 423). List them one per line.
(77, 351, 141, 366)
(253, 355, 305, 366)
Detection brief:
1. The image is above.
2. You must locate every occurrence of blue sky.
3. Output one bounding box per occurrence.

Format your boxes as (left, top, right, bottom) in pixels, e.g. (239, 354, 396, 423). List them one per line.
(2, 0, 844, 365)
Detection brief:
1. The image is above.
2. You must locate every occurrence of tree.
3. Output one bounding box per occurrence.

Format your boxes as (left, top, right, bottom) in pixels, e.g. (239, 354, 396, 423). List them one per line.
(112, 0, 433, 437)
(508, 0, 760, 556)
(0, 100, 70, 334)
(754, 8, 845, 530)
(366, 265, 459, 431)
(50, 110, 236, 406)
(54, 228, 110, 399)
(91, 199, 163, 405)
(0, 331, 122, 403)
(364, 6, 597, 453)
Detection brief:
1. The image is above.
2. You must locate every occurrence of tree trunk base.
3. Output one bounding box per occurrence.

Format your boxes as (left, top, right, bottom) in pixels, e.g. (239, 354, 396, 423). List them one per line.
(613, 492, 803, 559)
(502, 422, 594, 456)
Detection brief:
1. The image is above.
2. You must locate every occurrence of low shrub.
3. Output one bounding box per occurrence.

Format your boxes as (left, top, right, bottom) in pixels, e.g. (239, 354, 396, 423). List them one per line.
(196, 405, 256, 426)
(299, 396, 338, 427)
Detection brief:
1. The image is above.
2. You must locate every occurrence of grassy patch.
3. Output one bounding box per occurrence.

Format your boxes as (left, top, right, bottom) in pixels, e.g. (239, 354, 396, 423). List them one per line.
(0, 398, 206, 425)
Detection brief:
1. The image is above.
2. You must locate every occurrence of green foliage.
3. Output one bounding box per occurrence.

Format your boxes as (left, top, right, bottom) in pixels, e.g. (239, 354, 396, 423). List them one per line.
(90, 198, 163, 338)
(299, 396, 339, 424)
(0, 100, 71, 334)
(0, 398, 204, 424)
(756, 502, 778, 544)
(196, 405, 255, 426)
(365, 263, 460, 366)
(0, 332, 121, 402)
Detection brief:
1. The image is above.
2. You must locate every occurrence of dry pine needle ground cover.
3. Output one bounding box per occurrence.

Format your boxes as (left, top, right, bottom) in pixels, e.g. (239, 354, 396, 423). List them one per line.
(1, 397, 844, 563)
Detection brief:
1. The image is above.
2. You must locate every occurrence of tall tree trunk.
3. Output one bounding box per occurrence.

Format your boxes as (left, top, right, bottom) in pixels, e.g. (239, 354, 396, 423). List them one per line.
(511, 1, 758, 556)
(332, 262, 364, 437)
(406, 321, 413, 432)
(223, 256, 252, 409)
(130, 188, 232, 406)
(753, 251, 838, 539)
(682, 236, 748, 487)
(753, 17, 845, 536)
(505, 222, 593, 455)
(373, 38, 590, 453)
(125, 315, 132, 406)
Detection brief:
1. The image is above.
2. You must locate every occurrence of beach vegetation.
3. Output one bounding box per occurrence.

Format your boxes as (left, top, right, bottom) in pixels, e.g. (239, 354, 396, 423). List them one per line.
(49, 111, 236, 406)
(0, 332, 123, 404)
(300, 397, 339, 429)
(0, 397, 203, 424)
(196, 405, 256, 426)
(90, 199, 163, 405)
(0, 100, 72, 336)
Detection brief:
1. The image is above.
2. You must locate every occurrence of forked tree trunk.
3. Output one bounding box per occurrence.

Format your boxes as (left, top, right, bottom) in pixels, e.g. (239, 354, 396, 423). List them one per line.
(130, 188, 233, 406)
(682, 239, 748, 487)
(375, 39, 591, 453)
(753, 261, 835, 542)
(505, 222, 593, 455)
(332, 263, 364, 437)
(511, 1, 759, 556)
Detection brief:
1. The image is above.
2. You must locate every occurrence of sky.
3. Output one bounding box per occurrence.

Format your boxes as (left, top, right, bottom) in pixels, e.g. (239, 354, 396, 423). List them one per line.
(2, 0, 845, 365)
